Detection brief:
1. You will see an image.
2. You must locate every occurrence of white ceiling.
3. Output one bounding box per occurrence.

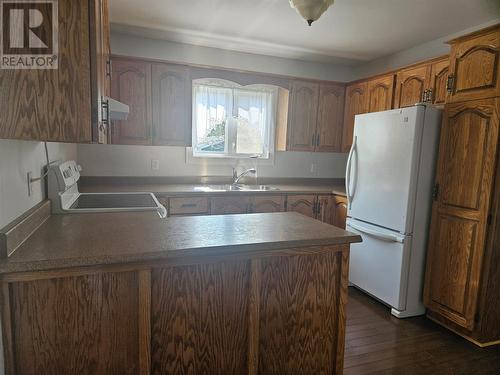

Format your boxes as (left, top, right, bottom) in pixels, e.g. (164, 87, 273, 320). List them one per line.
(109, 0, 500, 65)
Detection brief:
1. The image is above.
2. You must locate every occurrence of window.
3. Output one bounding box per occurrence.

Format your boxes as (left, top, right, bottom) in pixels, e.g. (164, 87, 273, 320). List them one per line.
(192, 79, 277, 159)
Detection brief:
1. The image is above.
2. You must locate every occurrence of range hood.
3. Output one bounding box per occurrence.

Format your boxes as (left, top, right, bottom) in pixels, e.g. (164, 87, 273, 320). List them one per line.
(104, 96, 129, 121)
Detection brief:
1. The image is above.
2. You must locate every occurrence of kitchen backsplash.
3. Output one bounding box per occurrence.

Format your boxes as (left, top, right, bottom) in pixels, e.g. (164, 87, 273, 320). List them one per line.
(77, 144, 348, 179)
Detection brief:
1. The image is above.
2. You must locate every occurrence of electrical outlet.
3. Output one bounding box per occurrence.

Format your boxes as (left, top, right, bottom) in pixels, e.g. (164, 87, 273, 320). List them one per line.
(310, 163, 316, 173)
(151, 159, 160, 170)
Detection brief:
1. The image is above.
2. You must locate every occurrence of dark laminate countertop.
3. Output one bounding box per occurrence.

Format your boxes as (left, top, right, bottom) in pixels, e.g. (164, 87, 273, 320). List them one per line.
(78, 178, 347, 197)
(0, 212, 360, 274)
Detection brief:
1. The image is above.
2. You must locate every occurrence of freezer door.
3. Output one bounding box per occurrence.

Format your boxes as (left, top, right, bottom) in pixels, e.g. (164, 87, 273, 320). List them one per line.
(347, 219, 411, 310)
(346, 106, 424, 234)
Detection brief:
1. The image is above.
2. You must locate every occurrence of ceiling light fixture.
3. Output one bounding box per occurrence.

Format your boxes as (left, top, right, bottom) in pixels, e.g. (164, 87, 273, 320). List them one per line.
(289, 0, 334, 26)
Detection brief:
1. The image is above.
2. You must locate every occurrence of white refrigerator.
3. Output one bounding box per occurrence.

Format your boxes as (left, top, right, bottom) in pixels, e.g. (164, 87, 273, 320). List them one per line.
(345, 104, 442, 318)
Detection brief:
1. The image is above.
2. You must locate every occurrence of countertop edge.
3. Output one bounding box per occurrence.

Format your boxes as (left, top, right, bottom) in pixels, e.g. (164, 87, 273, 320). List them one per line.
(0, 235, 361, 275)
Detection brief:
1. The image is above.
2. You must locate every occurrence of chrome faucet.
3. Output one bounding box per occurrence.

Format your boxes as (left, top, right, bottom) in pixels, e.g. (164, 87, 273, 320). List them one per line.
(232, 168, 256, 185)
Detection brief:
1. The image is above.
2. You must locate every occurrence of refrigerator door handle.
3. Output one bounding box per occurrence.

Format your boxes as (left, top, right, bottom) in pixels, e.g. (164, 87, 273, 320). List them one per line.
(346, 136, 357, 207)
(348, 221, 404, 243)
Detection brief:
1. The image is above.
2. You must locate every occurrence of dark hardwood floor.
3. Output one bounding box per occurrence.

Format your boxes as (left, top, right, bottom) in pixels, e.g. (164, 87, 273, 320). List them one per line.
(344, 287, 500, 375)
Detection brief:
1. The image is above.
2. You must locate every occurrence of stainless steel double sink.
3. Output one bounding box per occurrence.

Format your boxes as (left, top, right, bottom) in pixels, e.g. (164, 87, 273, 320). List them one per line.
(192, 184, 280, 192)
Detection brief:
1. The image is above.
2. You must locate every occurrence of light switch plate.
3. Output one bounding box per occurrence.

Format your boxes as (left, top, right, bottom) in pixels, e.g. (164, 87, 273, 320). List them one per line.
(151, 159, 160, 170)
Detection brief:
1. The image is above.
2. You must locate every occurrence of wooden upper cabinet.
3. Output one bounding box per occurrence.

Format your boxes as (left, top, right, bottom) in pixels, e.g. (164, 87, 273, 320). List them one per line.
(250, 196, 285, 213)
(447, 25, 500, 103)
(0, 0, 93, 143)
(110, 59, 152, 145)
(341, 82, 369, 153)
(152, 64, 192, 146)
(424, 98, 500, 330)
(287, 195, 317, 218)
(367, 74, 395, 112)
(288, 81, 320, 151)
(394, 64, 430, 108)
(316, 84, 345, 152)
(429, 57, 449, 105)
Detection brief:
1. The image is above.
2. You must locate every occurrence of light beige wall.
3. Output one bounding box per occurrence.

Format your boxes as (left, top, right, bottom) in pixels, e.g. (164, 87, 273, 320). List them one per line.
(77, 144, 348, 179)
(110, 31, 356, 82)
(354, 19, 500, 79)
(0, 140, 77, 228)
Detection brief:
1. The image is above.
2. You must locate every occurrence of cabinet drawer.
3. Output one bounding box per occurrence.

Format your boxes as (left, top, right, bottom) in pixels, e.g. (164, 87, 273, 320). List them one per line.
(211, 197, 250, 215)
(169, 197, 209, 215)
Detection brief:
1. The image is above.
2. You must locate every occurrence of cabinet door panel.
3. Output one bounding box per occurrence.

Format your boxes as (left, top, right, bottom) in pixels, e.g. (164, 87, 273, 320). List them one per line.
(258, 251, 344, 374)
(367, 74, 394, 112)
(341, 82, 368, 152)
(111, 59, 152, 145)
(288, 81, 319, 151)
(424, 99, 499, 330)
(10, 272, 140, 375)
(448, 27, 500, 102)
(317, 196, 333, 224)
(287, 195, 317, 218)
(0, 0, 91, 142)
(332, 195, 347, 229)
(439, 109, 489, 210)
(211, 196, 250, 215)
(316, 84, 345, 152)
(250, 196, 285, 213)
(152, 64, 191, 146)
(394, 64, 430, 108)
(151, 261, 250, 375)
(429, 58, 449, 105)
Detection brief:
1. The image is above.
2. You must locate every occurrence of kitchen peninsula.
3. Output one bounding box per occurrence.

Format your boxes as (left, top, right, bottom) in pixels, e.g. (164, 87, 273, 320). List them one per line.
(0, 208, 360, 375)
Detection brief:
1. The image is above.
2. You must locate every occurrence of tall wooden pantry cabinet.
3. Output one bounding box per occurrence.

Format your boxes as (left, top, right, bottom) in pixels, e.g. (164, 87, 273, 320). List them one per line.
(423, 24, 500, 347)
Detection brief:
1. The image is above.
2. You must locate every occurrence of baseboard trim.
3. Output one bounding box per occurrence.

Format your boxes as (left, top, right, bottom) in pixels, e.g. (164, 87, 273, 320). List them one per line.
(427, 315, 500, 348)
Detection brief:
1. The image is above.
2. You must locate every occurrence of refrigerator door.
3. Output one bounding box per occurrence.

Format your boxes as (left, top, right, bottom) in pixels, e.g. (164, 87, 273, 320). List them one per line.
(346, 106, 425, 234)
(347, 219, 411, 310)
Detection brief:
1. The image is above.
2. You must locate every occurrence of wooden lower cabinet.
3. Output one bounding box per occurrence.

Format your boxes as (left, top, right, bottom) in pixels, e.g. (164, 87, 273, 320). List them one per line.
(2, 247, 350, 375)
(286, 194, 347, 228)
(6, 272, 141, 375)
(168, 197, 209, 215)
(317, 196, 333, 224)
(151, 261, 250, 374)
(211, 196, 250, 215)
(286, 195, 317, 218)
(332, 196, 348, 229)
(249, 196, 285, 213)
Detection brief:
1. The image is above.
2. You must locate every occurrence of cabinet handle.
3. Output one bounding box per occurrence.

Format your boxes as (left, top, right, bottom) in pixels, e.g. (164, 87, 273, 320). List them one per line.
(180, 203, 197, 208)
(316, 134, 320, 147)
(446, 75, 455, 93)
(421, 90, 428, 103)
(106, 59, 112, 78)
(101, 98, 110, 139)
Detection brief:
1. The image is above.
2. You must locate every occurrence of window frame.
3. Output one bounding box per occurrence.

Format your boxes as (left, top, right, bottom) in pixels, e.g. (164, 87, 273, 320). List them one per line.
(191, 78, 277, 160)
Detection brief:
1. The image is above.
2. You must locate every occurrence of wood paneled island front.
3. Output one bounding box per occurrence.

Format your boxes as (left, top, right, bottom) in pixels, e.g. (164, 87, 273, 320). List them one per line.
(0, 211, 361, 375)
